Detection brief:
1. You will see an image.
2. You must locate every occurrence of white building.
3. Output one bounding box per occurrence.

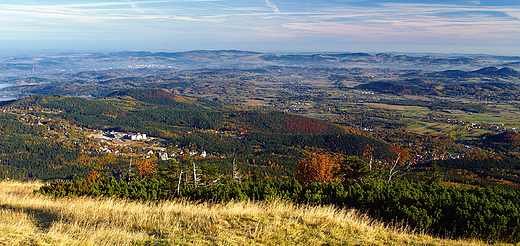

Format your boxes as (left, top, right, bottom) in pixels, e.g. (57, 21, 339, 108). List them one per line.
(125, 133, 147, 141)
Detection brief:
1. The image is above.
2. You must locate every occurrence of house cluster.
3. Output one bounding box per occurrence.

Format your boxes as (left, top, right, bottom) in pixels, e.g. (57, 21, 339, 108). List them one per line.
(99, 146, 120, 154)
(147, 150, 208, 161)
(173, 150, 208, 158)
(105, 131, 147, 141)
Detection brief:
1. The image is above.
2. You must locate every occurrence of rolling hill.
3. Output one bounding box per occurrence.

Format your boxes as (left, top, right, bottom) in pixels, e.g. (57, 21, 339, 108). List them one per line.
(0, 89, 395, 180)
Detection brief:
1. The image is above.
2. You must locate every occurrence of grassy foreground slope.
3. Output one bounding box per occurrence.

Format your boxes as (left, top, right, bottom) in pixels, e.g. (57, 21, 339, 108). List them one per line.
(1, 181, 489, 246)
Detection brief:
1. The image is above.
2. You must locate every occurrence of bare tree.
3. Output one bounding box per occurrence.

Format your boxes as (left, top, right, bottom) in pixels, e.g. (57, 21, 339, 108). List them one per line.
(127, 158, 134, 183)
(213, 174, 224, 184)
(193, 162, 200, 188)
(388, 153, 401, 182)
(176, 169, 184, 195)
(232, 158, 241, 182)
(362, 144, 375, 171)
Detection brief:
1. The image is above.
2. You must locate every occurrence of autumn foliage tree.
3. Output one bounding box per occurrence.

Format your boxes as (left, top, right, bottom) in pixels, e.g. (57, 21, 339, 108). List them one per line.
(135, 156, 158, 180)
(87, 170, 100, 181)
(295, 153, 339, 184)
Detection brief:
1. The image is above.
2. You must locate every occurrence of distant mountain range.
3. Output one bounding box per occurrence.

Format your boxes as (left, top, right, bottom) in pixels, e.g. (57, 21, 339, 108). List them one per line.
(2, 50, 520, 78)
(429, 66, 520, 78)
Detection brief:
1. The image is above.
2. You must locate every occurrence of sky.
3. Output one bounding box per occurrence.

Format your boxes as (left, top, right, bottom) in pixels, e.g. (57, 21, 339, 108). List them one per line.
(1, 0, 520, 55)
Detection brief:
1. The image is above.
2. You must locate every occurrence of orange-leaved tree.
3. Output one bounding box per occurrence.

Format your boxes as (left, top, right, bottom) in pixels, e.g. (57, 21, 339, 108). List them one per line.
(295, 152, 339, 184)
(135, 156, 158, 180)
(87, 170, 100, 181)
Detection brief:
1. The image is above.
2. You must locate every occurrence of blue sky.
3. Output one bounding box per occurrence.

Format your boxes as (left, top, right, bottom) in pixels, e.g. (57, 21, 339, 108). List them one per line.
(1, 0, 519, 55)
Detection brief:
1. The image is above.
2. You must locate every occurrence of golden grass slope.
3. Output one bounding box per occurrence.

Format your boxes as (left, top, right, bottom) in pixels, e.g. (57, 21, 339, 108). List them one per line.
(0, 181, 494, 246)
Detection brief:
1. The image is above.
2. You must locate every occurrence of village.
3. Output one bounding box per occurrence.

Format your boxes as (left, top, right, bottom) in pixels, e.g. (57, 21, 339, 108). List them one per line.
(91, 130, 213, 160)
(0, 105, 218, 164)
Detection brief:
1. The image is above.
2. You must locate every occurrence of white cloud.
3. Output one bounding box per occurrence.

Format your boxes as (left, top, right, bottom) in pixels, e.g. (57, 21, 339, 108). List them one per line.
(283, 3, 520, 37)
(265, 0, 280, 13)
(0, 0, 519, 54)
(0, 1, 221, 25)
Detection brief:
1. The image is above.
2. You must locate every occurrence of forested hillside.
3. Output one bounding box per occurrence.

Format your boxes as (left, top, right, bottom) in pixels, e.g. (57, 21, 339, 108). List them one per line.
(0, 89, 394, 181)
(3, 89, 520, 243)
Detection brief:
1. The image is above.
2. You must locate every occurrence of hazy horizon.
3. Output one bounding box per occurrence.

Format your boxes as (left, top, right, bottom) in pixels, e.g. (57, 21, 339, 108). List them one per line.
(1, 0, 520, 56)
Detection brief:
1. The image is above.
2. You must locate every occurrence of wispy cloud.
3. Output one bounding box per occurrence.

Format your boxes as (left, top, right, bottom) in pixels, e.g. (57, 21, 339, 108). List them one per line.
(0, 1, 220, 22)
(281, 3, 520, 44)
(265, 0, 280, 14)
(0, 0, 519, 54)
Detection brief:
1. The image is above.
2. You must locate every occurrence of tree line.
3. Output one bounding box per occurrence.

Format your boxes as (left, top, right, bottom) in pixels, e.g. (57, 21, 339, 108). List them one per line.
(37, 153, 520, 242)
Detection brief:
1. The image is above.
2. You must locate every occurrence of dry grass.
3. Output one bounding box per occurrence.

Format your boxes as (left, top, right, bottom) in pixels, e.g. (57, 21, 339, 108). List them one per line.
(0, 181, 495, 246)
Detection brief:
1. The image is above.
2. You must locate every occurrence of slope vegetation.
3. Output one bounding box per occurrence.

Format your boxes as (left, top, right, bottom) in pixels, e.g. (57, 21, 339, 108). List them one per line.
(0, 181, 487, 246)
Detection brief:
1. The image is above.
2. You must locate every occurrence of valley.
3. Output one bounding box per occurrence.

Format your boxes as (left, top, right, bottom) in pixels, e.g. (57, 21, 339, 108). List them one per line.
(1, 51, 520, 243)
(2, 51, 520, 187)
